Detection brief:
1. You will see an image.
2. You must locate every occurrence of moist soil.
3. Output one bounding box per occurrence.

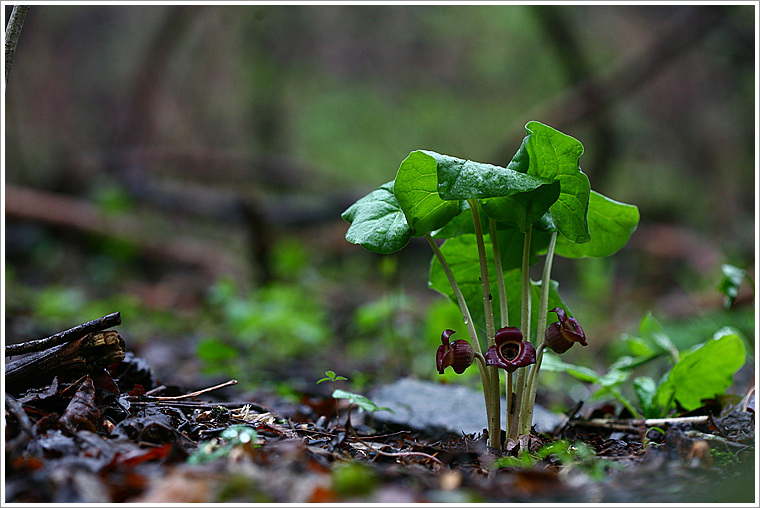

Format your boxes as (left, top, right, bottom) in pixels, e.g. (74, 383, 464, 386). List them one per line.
(4, 347, 755, 503)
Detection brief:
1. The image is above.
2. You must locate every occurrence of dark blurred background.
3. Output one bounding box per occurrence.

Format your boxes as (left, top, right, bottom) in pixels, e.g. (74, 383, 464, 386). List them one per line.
(4, 4, 755, 403)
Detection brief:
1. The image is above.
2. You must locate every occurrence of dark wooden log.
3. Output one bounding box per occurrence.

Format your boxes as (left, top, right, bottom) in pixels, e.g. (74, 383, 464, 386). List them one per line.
(5, 312, 121, 357)
(5, 331, 126, 394)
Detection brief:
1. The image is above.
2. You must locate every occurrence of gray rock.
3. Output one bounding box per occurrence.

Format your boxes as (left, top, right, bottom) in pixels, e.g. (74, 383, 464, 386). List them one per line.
(368, 377, 563, 437)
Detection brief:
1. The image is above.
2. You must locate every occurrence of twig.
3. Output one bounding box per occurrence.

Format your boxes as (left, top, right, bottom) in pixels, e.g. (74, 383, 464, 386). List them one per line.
(5, 5, 30, 90)
(575, 415, 712, 431)
(347, 426, 443, 466)
(130, 379, 238, 401)
(5, 312, 121, 357)
(5, 393, 34, 438)
(683, 430, 752, 449)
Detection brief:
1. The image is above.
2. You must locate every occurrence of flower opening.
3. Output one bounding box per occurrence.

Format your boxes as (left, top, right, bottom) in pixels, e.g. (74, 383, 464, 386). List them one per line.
(484, 326, 536, 372)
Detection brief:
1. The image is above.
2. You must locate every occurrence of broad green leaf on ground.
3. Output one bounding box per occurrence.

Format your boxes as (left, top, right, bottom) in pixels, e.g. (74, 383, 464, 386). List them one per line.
(332, 389, 392, 413)
(541, 353, 603, 383)
(524, 121, 591, 244)
(652, 328, 747, 414)
(342, 181, 413, 254)
(633, 376, 659, 418)
(394, 151, 462, 236)
(554, 190, 639, 258)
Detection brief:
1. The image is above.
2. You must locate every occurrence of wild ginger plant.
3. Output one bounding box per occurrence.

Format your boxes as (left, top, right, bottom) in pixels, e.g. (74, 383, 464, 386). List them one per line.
(341, 121, 639, 449)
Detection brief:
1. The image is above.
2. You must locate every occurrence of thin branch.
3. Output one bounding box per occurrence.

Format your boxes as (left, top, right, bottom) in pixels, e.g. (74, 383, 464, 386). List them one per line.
(5, 312, 121, 357)
(5, 5, 30, 90)
(132, 379, 238, 401)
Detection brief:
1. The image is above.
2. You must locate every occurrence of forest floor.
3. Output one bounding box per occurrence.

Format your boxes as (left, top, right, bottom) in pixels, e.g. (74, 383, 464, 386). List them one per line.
(4, 326, 756, 504)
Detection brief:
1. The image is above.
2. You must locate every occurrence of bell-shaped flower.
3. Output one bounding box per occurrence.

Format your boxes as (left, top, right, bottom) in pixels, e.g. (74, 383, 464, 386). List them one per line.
(544, 307, 587, 354)
(484, 327, 536, 372)
(436, 329, 474, 374)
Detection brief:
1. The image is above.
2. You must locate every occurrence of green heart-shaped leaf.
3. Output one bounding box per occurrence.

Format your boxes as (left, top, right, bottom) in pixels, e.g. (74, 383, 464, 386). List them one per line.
(524, 121, 591, 244)
(342, 181, 413, 254)
(394, 151, 462, 236)
(554, 190, 639, 258)
(435, 151, 558, 203)
(652, 328, 747, 413)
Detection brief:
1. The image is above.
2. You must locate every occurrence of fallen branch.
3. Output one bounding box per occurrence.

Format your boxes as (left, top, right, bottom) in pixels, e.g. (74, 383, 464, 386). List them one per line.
(5, 312, 121, 357)
(5, 331, 126, 393)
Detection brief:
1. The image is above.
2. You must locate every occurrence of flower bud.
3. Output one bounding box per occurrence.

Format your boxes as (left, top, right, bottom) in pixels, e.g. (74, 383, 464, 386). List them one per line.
(545, 307, 587, 354)
(436, 330, 474, 374)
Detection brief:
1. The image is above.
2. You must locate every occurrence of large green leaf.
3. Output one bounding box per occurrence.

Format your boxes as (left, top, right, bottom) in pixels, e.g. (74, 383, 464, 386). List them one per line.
(652, 328, 747, 413)
(431, 202, 553, 262)
(434, 151, 558, 203)
(554, 190, 639, 258)
(430, 200, 481, 239)
(394, 151, 462, 236)
(342, 181, 413, 254)
(428, 234, 566, 341)
(524, 121, 590, 244)
(480, 183, 561, 232)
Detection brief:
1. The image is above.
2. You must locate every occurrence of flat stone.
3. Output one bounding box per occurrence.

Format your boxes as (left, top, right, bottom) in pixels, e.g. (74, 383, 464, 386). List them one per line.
(368, 377, 563, 437)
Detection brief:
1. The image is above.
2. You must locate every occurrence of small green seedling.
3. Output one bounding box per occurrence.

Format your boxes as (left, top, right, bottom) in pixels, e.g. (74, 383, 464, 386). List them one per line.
(317, 370, 348, 387)
(317, 370, 349, 420)
(342, 121, 639, 449)
(331, 389, 392, 414)
(493, 439, 608, 480)
(187, 425, 260, 465)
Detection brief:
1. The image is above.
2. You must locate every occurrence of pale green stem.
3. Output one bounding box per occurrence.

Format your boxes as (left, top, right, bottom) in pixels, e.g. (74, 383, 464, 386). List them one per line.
(510, 226, 533, 440)
(520, 227, 532, 339)
(508, 371, 523, 440)
(506, 371, 513, 440)
(426, 233, 498, 446)
(614, 391, 644, 420)
(469, 201, 496, 341)
(473, 352, 488, 375)
(425, 234, 489, 391)
(520, 231, 558, 435)
(489, 218, 508, 328)
(468, 200, 501, 449)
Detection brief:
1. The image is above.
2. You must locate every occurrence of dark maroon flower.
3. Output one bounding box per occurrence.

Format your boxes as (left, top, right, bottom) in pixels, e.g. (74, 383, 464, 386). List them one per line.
(484, 327, 536, 372)
(436, 329, 474, 374)
(544, 307, 587, 354)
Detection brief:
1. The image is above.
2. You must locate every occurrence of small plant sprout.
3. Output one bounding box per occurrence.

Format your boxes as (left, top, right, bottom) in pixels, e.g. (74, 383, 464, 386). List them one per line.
(317, 370, 348, 387)
(317, 370, 349, 420)
(342, 121, 639, 449)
